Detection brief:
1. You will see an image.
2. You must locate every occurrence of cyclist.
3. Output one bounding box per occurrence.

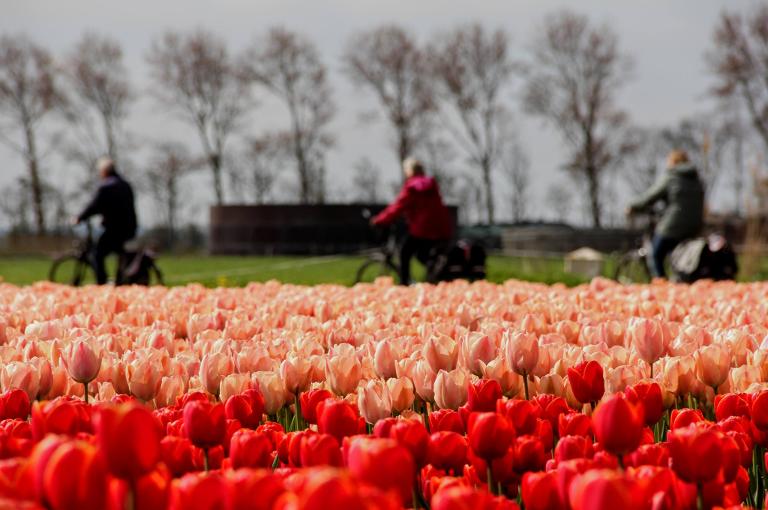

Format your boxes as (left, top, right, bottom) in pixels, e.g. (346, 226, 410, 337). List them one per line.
(626, 149, 704, 278)
(371, 157, 453, 285)
(72, 157, 137, 284)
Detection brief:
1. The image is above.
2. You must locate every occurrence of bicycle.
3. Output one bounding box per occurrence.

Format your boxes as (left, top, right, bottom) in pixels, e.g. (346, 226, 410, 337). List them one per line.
(354, 210, 401, 284)
(613, 212, 655, 284)
(49, 222, 164, 286)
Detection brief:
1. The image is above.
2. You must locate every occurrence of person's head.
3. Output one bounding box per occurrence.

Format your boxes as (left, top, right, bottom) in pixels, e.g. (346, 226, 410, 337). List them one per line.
(666, 150, 690, 169)
(402, 157, 425, 179)
(96, 157, 117, 179)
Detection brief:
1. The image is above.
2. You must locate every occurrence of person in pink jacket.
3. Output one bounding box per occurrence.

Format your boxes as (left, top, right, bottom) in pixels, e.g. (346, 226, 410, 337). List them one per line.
(372, 158, 453, 284)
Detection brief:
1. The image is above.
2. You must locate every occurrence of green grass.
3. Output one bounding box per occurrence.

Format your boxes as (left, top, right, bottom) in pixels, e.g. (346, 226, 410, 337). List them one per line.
(0, 254, 593, 287)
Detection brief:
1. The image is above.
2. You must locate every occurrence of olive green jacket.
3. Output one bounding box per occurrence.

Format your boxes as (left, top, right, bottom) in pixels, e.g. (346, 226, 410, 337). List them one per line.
(629, 164, 704, 239)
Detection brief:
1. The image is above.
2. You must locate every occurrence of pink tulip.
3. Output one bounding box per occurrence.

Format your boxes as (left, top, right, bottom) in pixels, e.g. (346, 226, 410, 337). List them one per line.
(65, 340, 101, 385)
(1, 361, 40, 402)
(411, 359, 437, 402)
(279, 354, 312, 395)
(325, 344, 362, 396)
(627, 318, 665, 371)
(199, 352, 234, 396)
(387, 377, 415, 413)
(504, 330, 539, 376)
(460, 332, 496, 375)
(422, 334, 459, 373)
(433, 369, 469, 410)
(695, 344, 731, 389)
(126, 358, 163, 401)
(373, 340, 399, 379)
(357, 379, 392, 424)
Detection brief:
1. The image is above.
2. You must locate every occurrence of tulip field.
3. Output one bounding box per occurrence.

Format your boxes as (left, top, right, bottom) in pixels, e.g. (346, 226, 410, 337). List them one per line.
(2, 277, 768, 509)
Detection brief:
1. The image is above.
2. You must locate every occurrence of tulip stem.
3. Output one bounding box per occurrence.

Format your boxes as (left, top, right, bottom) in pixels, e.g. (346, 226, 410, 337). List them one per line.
(125, 484, 135, 510)
(522, 372, 529, 400)
(696, 483, 703, 510)
(486, 465, 495, 495)
(203, 448, 210, 472)
(649, 362, 653, 379)
(84, 382, 89, 404)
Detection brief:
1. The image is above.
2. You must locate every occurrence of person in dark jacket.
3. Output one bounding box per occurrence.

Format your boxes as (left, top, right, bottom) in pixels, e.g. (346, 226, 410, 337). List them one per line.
(627, 150, 705, 278)
(372, 158, 453, 285)
(74, 158, 137, 284)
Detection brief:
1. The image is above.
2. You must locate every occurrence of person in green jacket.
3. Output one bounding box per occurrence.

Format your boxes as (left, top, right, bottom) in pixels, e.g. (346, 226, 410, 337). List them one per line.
(627, 150, 705, 278)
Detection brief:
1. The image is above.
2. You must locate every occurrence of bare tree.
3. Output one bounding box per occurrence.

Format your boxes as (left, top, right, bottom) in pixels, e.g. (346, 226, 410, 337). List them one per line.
(622, 126, 666, 195)
(0, 35, 65, 234)
(351, 157, 382, 203)
(545, 183, 573, 223)
(344, 25, 435, 180)
(422, 128, 460, 203)
(659, 115, 733, 193)
(146, 29, 252, 205)
(429, 23, 516, 225)
(64, 33, 132, 165)
(243, 28, 334, 204)
(708, 5, 768, 155)
(502, 139, 530, 223)
(525, 10, 634, 228)
(238, 133, 286, 204)
(144, 142, 199, 242)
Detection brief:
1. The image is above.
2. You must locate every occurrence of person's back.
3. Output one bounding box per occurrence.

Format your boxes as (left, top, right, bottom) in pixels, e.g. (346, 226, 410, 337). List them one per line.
(657, 163, 704, 240)
(93, 174, 137, 237)
(628, 150, 704, 278)
(398, 174, 453, 240)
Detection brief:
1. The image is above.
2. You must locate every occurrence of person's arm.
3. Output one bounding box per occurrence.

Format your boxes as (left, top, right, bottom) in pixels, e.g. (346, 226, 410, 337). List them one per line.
(77, 186, 104, 223)
(372, 185, 412, 226)
(629, 174, 670, 213)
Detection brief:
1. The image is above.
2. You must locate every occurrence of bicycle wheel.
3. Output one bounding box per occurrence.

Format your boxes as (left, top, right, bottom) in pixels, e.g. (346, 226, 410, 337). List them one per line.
(354, 259, 399, 284)
(613, 252, 651, 284)
(150, 264, 165, 286)
(49, 255, 93, 286)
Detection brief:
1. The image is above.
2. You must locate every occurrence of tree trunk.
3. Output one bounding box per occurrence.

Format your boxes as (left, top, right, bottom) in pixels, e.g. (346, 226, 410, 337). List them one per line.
(208, 153, 223, 205)
(482, 159, 495, 225)
(397, 130, 409, 183)
(23, 123, 45, 235)
(586, 167, 602, 228)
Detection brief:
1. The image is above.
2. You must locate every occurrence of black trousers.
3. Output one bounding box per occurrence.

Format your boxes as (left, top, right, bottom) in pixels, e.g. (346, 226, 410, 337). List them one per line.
(94, 230, 130, 284)
(399, 235, 442, 285)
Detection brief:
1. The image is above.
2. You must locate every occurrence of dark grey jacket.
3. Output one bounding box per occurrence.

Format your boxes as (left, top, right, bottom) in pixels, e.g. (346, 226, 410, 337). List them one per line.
(629, 164, 704, 239)
(77, 173, 137, 239)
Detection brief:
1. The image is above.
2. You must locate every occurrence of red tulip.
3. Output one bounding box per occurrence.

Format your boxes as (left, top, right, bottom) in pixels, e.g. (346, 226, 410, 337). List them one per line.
(558, 412, 592, 438)
(347, 437, 415, 505)
(592, 394, 644, 455)
(429, 409, 465, 434)
(43, 440, 108, 510)
(714, 393, 751, 422)
(96, 403, 161, 480)
(159, 436, 197, 477)
(669, 408, 705, 430)
(299, 389, 333, 425)
(432, 485, 519, 510)
(513, 435, 547, 474)
(224, 389, 265, 429)
(255, 422, 285, 450)
(497, 398, 538, 435)
(299, 433, 342, 467)
(753, 390, 768, 431)
(428, 431, 468, 473)
(624, 382, 664, 426)
(467, 379, 502, 412)
(169, 472, 229, 510)
(568, 469, 644, 510)
(522, 471, 562, 510)
(567, 361, 604, 405)
(532, 395, 570, 431)
(554, 435, 593, 463)
(183, 400, 226, 450)
(388, 420, 429, 467)
(623, 443, 670, 468)
(30, 398, 92, 441)
(228, 468, 285, 510)
(2, 389, 30, 420)
(316, 399, 363, 443)
(109, 465, 171, 510)
(467, 412, 514, 460)
(229, 429, 273, 469)
(668, 423, 724, 483)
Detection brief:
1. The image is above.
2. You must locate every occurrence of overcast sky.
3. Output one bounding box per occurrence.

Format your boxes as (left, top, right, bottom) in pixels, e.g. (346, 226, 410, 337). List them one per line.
(0, 0, 758, 227)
